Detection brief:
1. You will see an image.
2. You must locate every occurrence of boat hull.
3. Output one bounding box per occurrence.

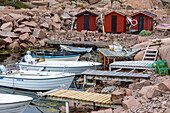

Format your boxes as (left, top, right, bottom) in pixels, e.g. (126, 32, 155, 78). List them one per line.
(0, 101, 31, 113)
(19, 63, 100, 75)
(0, 75, 74, 91)
(60, 45, 92, 53)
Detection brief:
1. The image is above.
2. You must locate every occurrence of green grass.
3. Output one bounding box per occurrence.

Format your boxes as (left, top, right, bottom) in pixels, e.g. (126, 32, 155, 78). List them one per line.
(0, 0, 30, 9)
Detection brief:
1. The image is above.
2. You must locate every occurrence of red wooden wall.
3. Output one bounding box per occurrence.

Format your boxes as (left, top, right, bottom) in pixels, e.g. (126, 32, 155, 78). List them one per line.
(131, 14, 153, 31)
(104, 12, 126, 33)
(77, 14, 96, 31)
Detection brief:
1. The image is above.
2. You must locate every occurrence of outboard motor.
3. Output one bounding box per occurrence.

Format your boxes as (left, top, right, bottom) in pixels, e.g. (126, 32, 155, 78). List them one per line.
(0, 65, 7, 75)
(24, 51, 35, 64)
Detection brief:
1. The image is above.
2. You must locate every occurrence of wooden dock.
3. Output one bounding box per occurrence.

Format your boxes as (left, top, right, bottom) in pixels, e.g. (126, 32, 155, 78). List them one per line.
(45, 89, 120, 108)
(80, 69, 151, 87)
(45, 40, 108, 47)
(98, 48, 141, 58)
(110, 61, 154, 70)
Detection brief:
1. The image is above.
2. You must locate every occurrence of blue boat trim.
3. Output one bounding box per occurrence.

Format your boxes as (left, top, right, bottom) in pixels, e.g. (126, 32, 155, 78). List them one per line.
(31, 54, 80, 58)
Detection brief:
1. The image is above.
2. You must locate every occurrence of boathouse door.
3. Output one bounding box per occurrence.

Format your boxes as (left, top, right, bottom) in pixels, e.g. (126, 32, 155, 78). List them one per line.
(138, 16, 144, 32)
(111, 15, 117, 32)
(84, 15, 89, 31)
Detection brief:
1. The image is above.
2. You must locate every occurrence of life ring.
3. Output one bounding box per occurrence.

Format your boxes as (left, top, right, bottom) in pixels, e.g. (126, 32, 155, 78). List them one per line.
(131, 19, 137, 26)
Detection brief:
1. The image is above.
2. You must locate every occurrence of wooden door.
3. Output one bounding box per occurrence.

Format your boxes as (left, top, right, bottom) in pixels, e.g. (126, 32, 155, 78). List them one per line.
(84, 16, 89, 31)
(111, 15, 117, 32)
(138, 16, 144, 32)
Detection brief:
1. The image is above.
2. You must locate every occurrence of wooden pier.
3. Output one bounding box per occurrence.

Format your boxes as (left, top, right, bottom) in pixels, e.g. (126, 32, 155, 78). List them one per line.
(80, 69, 151, 86)
(45, 40, 109, 47)
(43, 89, 120, 113)
(110, 61, 154, 70)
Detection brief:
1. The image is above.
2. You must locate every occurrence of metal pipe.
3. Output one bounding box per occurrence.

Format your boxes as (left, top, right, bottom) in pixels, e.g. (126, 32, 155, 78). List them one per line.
(66, 101, 69, 113)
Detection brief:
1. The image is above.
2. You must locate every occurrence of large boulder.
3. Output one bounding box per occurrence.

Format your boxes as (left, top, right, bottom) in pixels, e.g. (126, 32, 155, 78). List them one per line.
(133, 41, 152, 49)
(122, 96, 139, 110)
(28, 35, 36, 44)
(1, 22, 13, 30)
(158, 79, 170, 91)
(86, 0, 101, 4)
(0, 38, 6, 45)
(159, 45, 170, 71)
(52, 14, 61, 23)
(128, 0, 163, 9)
(7, 40, 20, 49)
(161, 38, 170, 46)
(138, 86, 161, 99)
(19, 33, 30, 41)
(111, 89, 125, 104)
(3, 37, 12, 44)
(33, 28, 46, 39)
(134, 50, 145, 61)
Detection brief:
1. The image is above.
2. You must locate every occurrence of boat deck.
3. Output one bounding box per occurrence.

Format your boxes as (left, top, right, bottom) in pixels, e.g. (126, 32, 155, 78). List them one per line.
(110, 61, 154, 70)
(46, 89, 120, 108)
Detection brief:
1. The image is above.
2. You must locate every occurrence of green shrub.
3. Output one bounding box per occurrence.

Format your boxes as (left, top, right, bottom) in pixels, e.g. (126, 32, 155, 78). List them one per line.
(161, 0, 169, 6)
(90, 7, 95, 10)
(139, 30, 152, 36)
(0, 0, 30, 9)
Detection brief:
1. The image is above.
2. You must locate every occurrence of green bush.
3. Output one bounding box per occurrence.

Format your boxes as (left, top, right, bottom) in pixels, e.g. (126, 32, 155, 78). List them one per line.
(161, 0, 169, 6)
(0, 0, 30, 9)
(139, 30, 152, 36)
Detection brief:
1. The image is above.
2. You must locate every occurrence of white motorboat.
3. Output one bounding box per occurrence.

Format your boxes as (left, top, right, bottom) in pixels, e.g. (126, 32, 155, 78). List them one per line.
(19, 61, 102, 75)
(0, 93, 33, 113)
(60, 45, 92, 53)
(0, 65, 75, 91)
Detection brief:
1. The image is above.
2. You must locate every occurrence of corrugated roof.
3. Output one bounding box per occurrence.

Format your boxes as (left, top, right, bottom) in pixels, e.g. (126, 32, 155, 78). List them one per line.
(143, 11, 157, 17)
(75, 11, 98, 17)
(104, 11, 126, 16)
(129, 11, 156, 18)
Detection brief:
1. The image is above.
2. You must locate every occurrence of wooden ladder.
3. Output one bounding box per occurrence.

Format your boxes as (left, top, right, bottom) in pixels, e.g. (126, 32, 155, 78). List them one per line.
(142, 45, 158, 61)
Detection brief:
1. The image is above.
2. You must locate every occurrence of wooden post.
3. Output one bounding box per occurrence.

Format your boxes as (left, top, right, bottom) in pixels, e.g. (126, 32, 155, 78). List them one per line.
(107, 58, 110, 65)
(83, 75, 86, 90)
(104, 56, 106, 70)
(93, 76, 96, 87)
(66, 101, 69, 113)
(74, 103, 76, 110)
(113, 58, 115, 63)
(93, 102, 96, 110)
(99, 52, 101, 63)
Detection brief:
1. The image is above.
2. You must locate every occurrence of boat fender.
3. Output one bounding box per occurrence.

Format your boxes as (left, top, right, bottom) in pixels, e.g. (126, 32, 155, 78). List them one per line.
(131, 19, 137, 26)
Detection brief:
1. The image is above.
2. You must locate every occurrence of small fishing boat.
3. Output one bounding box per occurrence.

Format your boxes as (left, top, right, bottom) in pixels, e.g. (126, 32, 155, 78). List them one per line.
(0, 65, 75, 91)
(60, 45, 92, 53)
(19, 61, 102, 75)
(32, 51, 80, 61)
(0, 93, 33, 113)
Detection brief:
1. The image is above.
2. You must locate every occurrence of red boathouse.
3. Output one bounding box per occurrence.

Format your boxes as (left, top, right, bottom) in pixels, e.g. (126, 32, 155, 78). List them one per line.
(129, 11, 157, 32)
(75, 11, 98, 32)
(104, 11, 126, 33)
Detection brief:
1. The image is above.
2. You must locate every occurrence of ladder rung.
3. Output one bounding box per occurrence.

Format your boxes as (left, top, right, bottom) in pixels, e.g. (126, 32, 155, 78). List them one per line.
(145, 53, 157, 55)
(144, 57, 156, 59)
(147, 49, 158, 52)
